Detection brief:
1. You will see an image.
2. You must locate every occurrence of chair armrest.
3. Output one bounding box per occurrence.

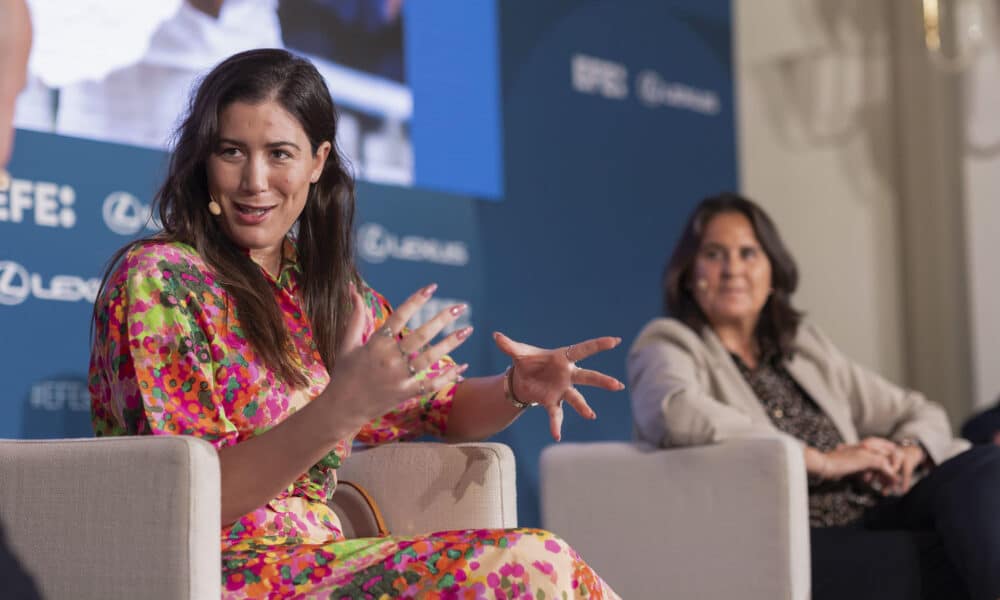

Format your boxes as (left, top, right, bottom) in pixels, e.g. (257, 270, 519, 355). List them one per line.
(540, 438, 809, 600)
(336, 442, 517, 536)
(0, 436, 220, 600)
(328, 479, 390, 539)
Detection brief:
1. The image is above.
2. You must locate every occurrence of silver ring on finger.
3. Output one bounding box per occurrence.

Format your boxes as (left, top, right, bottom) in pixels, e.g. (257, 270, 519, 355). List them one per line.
(565, 345, 574, 361)
(396, 340, 421, 372)
(380, 324, 394, 339)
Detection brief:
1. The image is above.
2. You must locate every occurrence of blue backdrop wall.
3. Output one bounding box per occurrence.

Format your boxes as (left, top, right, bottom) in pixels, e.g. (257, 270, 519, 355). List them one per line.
(482, 0, 736, 526)
(0, 0, 735, 528)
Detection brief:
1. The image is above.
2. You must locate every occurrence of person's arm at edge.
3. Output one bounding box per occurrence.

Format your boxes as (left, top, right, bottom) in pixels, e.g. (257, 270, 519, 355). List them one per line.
(0, 0, 32, 166)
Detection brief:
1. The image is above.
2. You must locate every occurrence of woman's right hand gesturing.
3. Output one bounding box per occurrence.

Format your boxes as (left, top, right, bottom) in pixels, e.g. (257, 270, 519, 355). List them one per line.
(321, 283, 473, 432)
(217, 283, 472, 525)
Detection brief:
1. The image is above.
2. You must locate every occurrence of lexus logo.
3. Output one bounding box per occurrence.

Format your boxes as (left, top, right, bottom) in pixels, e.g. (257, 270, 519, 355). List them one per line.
(358, 223, 391, 263)
(0, 260, 30, 306)
(0, 259, 100, 306)
(635, 69, 720, 115)
(102, 191, 157, 236)
(357, 223, 470, 266)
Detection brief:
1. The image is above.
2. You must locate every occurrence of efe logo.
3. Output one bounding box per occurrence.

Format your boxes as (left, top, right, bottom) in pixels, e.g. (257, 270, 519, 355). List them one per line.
(0, 175, 76, 228)
(30, 380, 90, 412)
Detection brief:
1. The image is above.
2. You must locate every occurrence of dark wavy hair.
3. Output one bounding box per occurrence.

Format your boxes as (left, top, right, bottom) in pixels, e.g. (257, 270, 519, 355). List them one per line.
(96, 48, 359, 387)
(663, 192, 803, 358)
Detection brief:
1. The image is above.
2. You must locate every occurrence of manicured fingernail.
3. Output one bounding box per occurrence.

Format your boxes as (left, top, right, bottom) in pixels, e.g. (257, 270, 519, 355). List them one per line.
(422, 283, 438, 297)
(456, 326, 473, 340)
(589, 410, 597, 419)
(457, 363, 470, 373)
(616, 381, 625, 390)
(450, 304, 467, 316)
(615, 337, 622, 345)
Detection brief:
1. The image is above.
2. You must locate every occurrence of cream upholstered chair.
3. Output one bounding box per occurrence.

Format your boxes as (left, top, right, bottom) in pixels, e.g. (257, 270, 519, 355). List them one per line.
(0, 437, 517, 600)
(337, 441, 518, 537)
(540, 437, 810, 600)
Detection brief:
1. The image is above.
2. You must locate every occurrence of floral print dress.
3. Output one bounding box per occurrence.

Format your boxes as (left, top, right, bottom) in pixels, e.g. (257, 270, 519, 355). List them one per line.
(89, 240, 618, 600)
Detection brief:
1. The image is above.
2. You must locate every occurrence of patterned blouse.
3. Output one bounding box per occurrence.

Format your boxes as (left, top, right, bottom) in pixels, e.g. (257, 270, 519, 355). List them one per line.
(731, 346, 881, 527)
(89, 239, 619, 599)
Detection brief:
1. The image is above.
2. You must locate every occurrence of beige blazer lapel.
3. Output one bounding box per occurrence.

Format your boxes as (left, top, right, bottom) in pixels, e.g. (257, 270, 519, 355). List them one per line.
(784, 354, 858, 444)
(700, 327, 773, 424)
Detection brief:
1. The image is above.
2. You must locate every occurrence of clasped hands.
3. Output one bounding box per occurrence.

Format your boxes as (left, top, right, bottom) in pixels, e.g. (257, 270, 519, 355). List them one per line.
(331, 283, 624, 439)
(817, 437, 926, 496)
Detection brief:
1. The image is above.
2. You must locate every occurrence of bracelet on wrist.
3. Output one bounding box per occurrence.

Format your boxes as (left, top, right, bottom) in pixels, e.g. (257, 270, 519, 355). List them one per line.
(504, 364, 538, 410)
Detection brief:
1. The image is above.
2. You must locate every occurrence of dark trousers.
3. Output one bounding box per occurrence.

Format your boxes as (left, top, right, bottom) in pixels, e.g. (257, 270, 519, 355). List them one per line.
(812, 527, 965, 600)
(813, 444, 1000, 600)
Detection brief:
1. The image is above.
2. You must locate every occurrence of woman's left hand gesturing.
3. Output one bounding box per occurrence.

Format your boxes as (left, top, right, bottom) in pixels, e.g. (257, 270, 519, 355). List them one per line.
(493, 332, 626, 441)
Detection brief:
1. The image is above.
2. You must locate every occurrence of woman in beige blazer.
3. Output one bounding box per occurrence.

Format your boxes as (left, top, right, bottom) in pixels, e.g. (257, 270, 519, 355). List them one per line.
(628, 193, 998, 600)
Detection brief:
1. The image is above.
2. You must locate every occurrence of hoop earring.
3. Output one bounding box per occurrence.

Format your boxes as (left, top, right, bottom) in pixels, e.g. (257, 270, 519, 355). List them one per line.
(208, 195, 222, 216)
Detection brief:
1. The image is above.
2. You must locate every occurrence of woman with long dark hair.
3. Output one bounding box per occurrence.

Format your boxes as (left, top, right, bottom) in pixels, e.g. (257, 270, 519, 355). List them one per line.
(89, 48, 623, 599)
(628, 192, 1000, 600)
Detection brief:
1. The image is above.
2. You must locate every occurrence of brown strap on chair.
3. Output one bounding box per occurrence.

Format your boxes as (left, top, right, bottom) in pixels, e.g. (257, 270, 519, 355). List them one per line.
(337, 479, 390, 537)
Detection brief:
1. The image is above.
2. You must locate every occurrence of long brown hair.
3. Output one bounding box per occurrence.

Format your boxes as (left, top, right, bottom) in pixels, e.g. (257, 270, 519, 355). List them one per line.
(663, 193, 803, 358)
(96, 49, 359, 386)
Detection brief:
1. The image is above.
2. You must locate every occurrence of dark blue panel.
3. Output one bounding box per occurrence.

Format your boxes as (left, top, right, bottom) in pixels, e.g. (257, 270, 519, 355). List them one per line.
(486, 0, 736, 527)
(354, 181, 489, 369)
(1, 130, 166, 438)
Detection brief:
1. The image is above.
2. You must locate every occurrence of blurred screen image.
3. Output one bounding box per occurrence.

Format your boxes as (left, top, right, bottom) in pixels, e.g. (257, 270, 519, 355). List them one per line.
(15, 0, 415, 186)
(278, 0, 412, 184)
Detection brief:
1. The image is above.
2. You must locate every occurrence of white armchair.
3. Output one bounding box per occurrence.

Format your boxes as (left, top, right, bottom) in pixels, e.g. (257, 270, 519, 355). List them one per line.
(0, 437, 517, 600)
(540, 437, 810, 600)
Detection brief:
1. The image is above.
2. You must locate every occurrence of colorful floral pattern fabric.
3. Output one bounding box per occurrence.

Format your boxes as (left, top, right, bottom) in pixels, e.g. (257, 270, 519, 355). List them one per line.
(89, 240, 618, 600)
